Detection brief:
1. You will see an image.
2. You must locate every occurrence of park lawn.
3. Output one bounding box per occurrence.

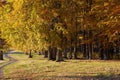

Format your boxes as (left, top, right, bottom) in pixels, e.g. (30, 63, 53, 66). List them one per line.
(3, 53, 120, 79)
(0, 56, 9, 67)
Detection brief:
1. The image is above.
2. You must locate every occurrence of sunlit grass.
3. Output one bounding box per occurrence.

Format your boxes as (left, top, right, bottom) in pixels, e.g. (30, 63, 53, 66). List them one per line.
(0, 56, 9, 67)
(3, 53, 120, 79)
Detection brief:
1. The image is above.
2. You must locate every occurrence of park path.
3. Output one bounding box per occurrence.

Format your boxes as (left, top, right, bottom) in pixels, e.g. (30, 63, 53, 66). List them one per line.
(0, 53, 17, 79)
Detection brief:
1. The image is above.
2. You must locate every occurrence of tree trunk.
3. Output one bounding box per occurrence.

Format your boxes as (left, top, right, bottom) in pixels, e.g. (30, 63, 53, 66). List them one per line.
(56, 49, 63, 62)
(108, 46, 113, 59)
(69, 47, 73, 59)
(38, 51, 41, 55)
(83, 44, 87, 58)
(82, 30, 86, 58)
(0, 51, 3, 60)
(41, 49, 44, 55)
(63, 48, 67, 59)
(118, 46, 120, 59)
(44, 50, 48, 58)
(48, 46, 52, 60)
(29, 50, 33, 58)
(52, 47, 57, 60)
(88, 43, 93, 60)
(86, 44, 89, 59)
(74, 47, 77, 59)
(104, 48, 109, 60)
(99, 48, 104, 60)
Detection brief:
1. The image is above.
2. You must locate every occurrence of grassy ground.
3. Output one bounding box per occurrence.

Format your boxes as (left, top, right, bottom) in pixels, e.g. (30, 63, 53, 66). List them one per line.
(3, 53, 120, 79)
(0, 56, 9, 68)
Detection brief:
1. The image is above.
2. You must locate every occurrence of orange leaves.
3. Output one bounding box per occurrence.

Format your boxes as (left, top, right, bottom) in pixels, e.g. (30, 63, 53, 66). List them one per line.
(0, 2, 3, 7)
(104, 2, 109, 7)
(0, 0, 6, 7)
(40, 9, 49, 15)
(110, 5, 120, 16)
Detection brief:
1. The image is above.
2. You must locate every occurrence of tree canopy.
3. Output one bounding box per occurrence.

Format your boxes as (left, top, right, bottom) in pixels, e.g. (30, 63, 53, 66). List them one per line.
(0, 0, 120, 60)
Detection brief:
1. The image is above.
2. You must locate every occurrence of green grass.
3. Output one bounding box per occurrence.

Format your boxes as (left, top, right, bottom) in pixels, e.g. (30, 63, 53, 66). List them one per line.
(3, 53, 120, 79)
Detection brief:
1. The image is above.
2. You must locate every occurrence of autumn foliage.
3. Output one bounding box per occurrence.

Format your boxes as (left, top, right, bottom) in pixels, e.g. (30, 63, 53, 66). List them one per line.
(0, 0, 120, 61)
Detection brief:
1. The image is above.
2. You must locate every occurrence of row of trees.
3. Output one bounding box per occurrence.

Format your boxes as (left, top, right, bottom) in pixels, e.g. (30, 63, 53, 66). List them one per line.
(0, 0, 120, 61)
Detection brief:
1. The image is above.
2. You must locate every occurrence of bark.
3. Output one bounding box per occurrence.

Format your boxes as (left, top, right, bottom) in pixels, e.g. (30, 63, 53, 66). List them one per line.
(48, 47, 57, 60)
(74, 47, 77, 59)
(108, 47, 113, 59)
(86, 44, 89, 59)
(41, 49, 44, 55)
(52, 47, 57, 60)
(56, 49, 63, 62)
(63, 48, 67, 59)
(118, 47, 120, 59)
(0, 51, 3, 60)
(88, 43, 93, 60)
(69, 47, 73, 59)
(44, 50, 48, 58)
(83, 44, 87, 58)
(48, 46, 52, 60)
(29, 50, 33, 58)
(104, 48, 109, 60)
(99, 48, 104, 60)
(83, 30, 87, 58)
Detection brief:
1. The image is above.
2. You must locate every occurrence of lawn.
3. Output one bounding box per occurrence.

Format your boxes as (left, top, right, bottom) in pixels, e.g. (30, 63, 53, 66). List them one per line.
(0, 56, 9, 68)
(3, 53, 120, 79)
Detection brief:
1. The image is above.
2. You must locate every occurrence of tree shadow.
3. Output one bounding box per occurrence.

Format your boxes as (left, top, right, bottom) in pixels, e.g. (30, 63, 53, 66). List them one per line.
(64, 74, 120, 80)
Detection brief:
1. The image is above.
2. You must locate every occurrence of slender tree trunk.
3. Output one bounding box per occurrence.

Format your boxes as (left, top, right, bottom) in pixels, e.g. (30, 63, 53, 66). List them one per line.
(116, 47, 119, 59)
(52, 47, 57, 60)
(83, 44, 87, 58)
(86, 44, 89, 59)
(104, 47, 110, 60)
(0, 51, 3, 60)
(118, 46, 120, 59)
(69, 47, 73, 59)
(29, 50, 33, 58)
(63, 48, 67, 59)
(99, 48, 104, 60)
(108, 46, 113, 59)
(41, 49, 44, 55)
(74, 46, 77, 59)
(79, 44, 82, 52)
(83, 30, 87, 59)
(44, 50, 48, 58)
(38, 51, 41, 55)
(88, 43, 93, 60)
(107, 48, 110, 60)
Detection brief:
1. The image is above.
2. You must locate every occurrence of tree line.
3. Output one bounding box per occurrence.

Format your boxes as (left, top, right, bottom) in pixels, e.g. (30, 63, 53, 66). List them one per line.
(0, 0, 120, 61)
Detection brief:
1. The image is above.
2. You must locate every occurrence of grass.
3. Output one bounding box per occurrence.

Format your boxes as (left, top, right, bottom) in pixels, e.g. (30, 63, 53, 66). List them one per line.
(0, 56, 9, 67)
(3, 53, 120, 79)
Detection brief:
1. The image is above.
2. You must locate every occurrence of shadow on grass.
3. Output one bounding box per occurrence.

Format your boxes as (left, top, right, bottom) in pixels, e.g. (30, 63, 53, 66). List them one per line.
(33, 74, 120, 80)
(2, 74, 120, 80)
(81, 74, 120, 80)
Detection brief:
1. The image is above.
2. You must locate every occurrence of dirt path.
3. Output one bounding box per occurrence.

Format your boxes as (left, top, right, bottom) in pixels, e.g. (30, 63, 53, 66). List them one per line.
(0, 53, 17, 79)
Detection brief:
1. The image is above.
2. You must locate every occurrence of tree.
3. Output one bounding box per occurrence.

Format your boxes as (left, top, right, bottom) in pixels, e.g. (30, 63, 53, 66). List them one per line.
(0, 0, 120, 61)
